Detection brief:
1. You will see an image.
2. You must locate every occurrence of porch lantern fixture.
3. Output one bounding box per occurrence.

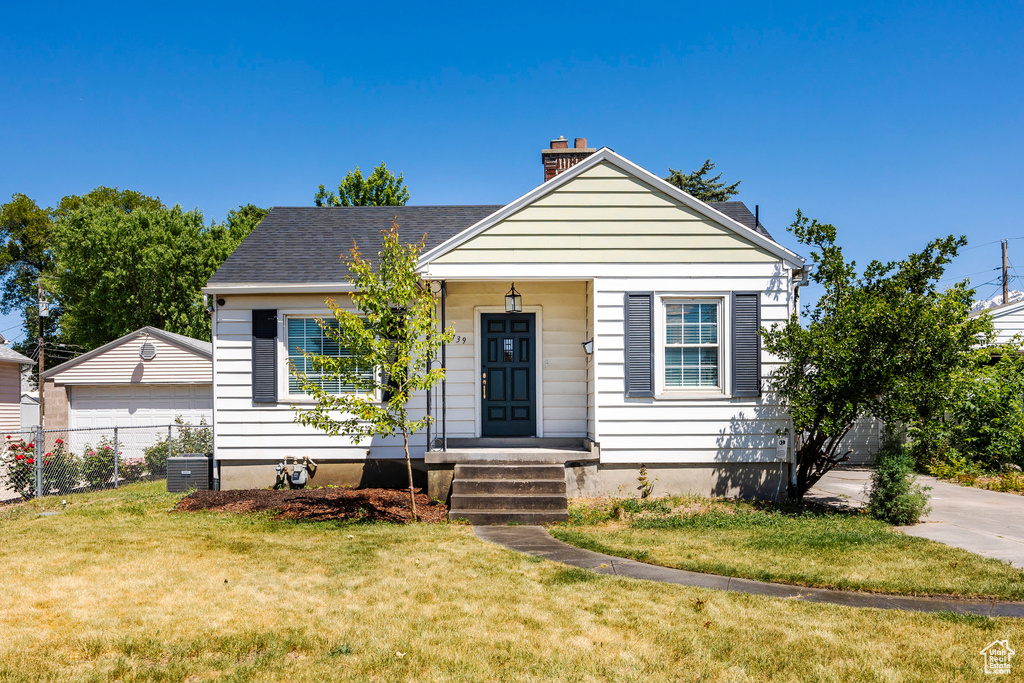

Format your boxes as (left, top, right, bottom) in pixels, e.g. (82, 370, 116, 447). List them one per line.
(505, 283, 522, 313)
(581, 339, 594, 355)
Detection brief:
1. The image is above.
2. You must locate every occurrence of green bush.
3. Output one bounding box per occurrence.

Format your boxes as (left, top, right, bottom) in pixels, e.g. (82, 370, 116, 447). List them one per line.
(143, 417, 212, 476)
(42, 438, 82, 495)
(914, 342, 1024, 475)
(868, 434, 931, 525)
(82, 439, 119, 487)
(143, 440, 170, 476)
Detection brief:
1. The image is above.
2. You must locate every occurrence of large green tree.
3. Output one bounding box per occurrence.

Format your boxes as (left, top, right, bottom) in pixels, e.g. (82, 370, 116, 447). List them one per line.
(0, 193, 54, 327)
(762, 211, 991, 499)
(54, 185, 164, 221)
(0, 187, 169, 360)
(53, 203, 253, 348)
(665, 159, 741, 202)
(293, 222, 451, 520)
(314, 162, 409, 207)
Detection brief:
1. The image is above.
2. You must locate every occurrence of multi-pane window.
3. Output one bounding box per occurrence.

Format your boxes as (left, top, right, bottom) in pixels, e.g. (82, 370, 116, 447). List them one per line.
(665, 302, 720, 389)
(287, 317, 369, 394)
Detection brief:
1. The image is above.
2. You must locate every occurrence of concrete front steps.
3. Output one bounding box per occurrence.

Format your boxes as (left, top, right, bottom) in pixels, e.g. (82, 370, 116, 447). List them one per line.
(448, 463, 569, 525)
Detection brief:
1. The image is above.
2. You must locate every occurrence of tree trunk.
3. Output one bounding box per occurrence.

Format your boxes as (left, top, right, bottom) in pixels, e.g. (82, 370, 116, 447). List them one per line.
(403, 431, 418, 522)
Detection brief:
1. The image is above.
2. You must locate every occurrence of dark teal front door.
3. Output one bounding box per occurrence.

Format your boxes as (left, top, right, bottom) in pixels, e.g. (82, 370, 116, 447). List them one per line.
(481, 313, 536, 437)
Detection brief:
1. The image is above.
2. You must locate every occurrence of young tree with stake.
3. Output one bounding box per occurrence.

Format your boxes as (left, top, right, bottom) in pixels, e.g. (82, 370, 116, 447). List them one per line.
(291, 221, 452, 520)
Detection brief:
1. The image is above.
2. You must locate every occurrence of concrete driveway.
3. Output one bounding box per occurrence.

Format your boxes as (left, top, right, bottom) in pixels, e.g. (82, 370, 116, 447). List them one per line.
(807, 467, 1024, 568)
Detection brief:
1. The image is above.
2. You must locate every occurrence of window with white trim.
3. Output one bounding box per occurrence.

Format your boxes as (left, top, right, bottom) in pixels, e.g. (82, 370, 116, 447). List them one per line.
(286, 317, 370, 394)
(664, 301, 720, 389)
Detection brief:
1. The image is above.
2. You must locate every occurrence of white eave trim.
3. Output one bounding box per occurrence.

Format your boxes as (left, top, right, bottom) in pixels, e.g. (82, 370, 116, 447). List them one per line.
(202, 283, 356, 295)
(417, 147, 806, 269)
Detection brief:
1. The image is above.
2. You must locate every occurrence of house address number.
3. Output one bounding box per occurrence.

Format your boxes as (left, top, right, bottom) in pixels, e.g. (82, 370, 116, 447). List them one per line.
(450, 335, 469, 345)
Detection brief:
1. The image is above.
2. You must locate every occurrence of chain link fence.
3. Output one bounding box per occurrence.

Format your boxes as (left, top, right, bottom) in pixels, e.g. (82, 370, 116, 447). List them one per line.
(0, 421, 213, 502)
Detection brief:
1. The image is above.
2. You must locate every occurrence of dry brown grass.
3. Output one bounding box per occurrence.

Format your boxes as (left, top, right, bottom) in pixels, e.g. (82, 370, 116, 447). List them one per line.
(1, 482, 1022, 681)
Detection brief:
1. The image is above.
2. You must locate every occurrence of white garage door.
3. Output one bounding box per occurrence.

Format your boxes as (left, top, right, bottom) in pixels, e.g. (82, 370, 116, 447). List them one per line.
(67, 384, 213, 461)
(69, 384, 212, 430)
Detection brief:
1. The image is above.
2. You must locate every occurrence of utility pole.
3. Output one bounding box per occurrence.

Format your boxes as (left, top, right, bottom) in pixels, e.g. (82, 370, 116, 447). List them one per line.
(37, 279, 45, 428)
(1003, 240, 1010, 306)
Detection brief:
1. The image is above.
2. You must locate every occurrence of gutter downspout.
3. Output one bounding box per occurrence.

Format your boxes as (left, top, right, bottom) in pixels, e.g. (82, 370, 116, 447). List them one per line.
(788, 267, 811, 498)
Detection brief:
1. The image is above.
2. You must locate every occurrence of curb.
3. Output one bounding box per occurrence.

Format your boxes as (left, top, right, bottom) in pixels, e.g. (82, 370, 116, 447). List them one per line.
(473, 525, 1024, 617)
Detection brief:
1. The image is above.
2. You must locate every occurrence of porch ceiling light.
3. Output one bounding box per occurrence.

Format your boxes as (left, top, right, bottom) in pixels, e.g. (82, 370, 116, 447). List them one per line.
(581, 339, 594, 355)
(505, 283, 522, 313)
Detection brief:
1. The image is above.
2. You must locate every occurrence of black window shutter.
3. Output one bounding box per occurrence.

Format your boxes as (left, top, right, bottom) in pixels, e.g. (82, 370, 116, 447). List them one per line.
(252, 309, 278, 403)
(731, 293, 761, 397)
(624, 292, 654, 398)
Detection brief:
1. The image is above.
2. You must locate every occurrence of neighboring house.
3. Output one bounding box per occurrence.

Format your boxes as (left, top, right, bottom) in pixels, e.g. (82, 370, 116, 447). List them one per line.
(973, 298, 1024, 345)
(205, 138, 815, 503)
(41, 327, 213, 435)
(0, 345, 35, 434)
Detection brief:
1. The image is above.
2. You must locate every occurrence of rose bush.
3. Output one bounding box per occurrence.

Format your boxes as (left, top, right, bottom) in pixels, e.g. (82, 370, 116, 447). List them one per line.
(41, 438, 82, 495)
(1, 436, 37, 500)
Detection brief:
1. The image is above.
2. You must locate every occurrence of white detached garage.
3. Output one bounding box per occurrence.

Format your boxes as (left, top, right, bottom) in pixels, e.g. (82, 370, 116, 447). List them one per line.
(42, 327, 212, 433)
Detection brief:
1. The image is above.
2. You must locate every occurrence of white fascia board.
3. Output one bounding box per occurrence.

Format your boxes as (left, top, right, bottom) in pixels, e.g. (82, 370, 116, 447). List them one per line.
(202, 283, 356, 295)
(417, 147, 805, 269)
(420, 262, 791, 280)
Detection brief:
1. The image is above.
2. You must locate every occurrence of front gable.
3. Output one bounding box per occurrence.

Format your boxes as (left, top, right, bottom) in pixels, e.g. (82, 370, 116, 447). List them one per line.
(423, 150, 802, 268)
(43, 328, 212, 386)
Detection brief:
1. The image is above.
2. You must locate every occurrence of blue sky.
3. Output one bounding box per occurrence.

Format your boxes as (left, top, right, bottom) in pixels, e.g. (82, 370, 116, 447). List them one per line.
(2, 1, 1023, 342)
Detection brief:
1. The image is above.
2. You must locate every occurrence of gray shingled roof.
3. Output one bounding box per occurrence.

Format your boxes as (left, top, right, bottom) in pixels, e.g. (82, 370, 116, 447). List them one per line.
(710, 201, 774, 240)
(207, 206, 503, 285)
(208, 201, 776, 286)
(0, 345, 34, 365)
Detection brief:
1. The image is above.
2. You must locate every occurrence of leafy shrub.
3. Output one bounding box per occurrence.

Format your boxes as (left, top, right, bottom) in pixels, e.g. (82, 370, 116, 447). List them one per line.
(143, 440, 170, 476)
(914, 342, 1024, 475)
(82, 439, 120, 487)
(1, 436, 37, 499)
(42, 438, 81, 494)
(144, 416, 212, 475)
(868, 434, 931, 525)
(0, 436, 84, 497)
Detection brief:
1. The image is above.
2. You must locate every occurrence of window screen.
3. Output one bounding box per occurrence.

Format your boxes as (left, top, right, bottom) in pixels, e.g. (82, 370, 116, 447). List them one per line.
(665, 302, 720, 388)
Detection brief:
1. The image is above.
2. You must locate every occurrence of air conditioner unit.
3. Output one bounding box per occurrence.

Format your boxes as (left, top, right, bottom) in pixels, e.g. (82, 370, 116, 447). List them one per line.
(167, 454, 212, 492)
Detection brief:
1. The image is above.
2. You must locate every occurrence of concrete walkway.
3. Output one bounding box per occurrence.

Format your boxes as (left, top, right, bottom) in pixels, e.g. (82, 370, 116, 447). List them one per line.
(807, 467, 1024, 568)
(474, 525, 1024, 616)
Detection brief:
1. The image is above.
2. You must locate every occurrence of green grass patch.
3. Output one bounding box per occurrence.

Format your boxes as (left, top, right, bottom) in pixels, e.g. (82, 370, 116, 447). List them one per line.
(552, 497, 1024, 599)
(1, 482, 1023, 681)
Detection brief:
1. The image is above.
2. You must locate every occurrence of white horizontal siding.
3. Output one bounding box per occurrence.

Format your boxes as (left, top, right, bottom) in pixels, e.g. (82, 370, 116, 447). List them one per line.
(441, 281, 588, 439)
(0, 363, 21, 433)
(211, 295, 423, 461)
(592, 270, 794, 465)
(212, 283, 591, 460)
(989, 306, 1024, 345)
(841, 417, 884, 465)
(52, 336, 211, 385)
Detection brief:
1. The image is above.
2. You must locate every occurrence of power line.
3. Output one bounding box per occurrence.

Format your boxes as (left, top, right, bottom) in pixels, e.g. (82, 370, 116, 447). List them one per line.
(963, 237, 1024, 251)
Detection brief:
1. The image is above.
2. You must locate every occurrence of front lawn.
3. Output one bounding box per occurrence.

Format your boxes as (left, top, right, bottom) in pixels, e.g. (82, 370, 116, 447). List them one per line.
(1, 483, 1022, 681)
(551, 497, 1024, 600)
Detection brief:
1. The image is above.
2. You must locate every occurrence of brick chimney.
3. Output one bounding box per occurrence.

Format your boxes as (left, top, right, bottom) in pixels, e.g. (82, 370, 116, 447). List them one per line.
(542, 135, 596, 181)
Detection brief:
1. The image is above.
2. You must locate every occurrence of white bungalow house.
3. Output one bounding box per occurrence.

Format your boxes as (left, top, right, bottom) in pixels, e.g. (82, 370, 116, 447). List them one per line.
(204, 139, 808, 519)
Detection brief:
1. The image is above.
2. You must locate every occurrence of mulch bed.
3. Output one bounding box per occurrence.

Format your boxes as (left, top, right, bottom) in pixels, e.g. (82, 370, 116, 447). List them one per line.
(174, 487, 448, 523)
